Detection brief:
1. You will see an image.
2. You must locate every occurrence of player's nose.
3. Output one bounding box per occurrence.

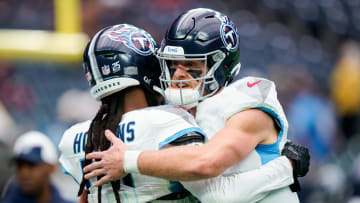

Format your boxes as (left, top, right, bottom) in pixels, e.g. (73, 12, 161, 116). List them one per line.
(172, 67, 188, 80)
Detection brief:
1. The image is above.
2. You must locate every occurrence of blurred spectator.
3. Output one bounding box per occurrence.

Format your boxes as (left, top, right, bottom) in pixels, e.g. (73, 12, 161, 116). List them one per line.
(0, 62, 35, 115)
(1, 131, 73, 203)
(285, 68, 344, 203)
(56, 89, 99, 124)
(0, 101, 16, 144)
(330, 41, 360, 140)
(41, 89, 100, 146)
(350, 154, 360, 202)
(0, 101, 17, 193)
(287, 68, 338, 164)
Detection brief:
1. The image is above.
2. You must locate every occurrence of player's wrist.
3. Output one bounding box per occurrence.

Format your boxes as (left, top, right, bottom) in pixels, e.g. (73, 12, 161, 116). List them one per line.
(123, 150, 141, 173)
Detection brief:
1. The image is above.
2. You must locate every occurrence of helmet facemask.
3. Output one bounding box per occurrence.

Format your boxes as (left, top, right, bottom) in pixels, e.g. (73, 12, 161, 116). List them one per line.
(157, 8, 242, 109)
(158, 48, 226, 109)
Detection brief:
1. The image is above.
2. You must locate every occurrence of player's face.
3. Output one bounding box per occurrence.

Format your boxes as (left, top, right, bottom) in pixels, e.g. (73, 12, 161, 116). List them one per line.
(15, 160, 52, 196)
(168, 60, 206, 89)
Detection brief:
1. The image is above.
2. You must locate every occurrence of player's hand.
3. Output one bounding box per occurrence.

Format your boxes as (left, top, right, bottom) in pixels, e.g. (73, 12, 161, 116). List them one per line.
(281, 141, 310, 177)
(83, 129, 128, 187)
(281, 141, 310, 192)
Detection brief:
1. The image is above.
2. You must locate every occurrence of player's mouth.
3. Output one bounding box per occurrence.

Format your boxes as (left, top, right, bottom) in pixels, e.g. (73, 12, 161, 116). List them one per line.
(176, 83, 190, 88)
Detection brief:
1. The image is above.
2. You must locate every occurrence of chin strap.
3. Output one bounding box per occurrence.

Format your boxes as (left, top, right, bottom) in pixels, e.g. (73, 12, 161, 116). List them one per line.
(164, 88, 199, 109)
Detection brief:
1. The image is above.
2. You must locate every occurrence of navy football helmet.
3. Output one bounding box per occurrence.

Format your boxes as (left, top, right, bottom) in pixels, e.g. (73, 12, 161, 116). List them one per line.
(157, 8, 241, 107)
(83, 24, 161, 100)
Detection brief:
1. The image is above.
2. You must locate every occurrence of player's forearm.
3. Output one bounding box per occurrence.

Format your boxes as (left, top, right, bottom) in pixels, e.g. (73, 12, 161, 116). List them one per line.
(182, 156, 294, 203)
(137, 144, 224, 181)
(228, 156, 294, 202)
(135, 128, 256, 181)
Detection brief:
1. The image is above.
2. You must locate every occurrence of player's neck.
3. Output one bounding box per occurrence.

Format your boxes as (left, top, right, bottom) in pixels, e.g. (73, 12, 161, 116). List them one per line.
(123, 87, 149, 113)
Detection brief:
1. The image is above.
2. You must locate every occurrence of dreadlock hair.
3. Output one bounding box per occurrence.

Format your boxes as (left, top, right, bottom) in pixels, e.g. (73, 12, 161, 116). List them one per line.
(77, 86, 162, 203)
(78, 89, 127, 203)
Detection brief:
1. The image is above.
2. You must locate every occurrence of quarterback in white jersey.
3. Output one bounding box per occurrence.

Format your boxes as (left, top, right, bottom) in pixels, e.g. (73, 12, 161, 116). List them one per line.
(183, 76, 299, 202)
(83, 8, 310, 203)
(59, 105, 205, 203)
(155, 8, 303, 202)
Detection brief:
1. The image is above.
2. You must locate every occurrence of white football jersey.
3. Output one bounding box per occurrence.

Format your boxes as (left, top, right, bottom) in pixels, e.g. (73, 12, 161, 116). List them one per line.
(183, 77, 299, 202)
(59, 105, 205, 203)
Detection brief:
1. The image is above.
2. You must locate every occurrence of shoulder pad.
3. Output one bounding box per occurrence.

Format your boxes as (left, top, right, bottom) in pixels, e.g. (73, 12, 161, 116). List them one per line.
(144, 105, 197, 126)
(229, 76, 275, 102)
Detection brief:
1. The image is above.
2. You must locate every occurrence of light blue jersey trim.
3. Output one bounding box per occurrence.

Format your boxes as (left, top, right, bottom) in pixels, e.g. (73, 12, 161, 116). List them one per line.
(158, 127, 206, 149)
(255, 107, 284, 165)
(61, 166, 80, 186)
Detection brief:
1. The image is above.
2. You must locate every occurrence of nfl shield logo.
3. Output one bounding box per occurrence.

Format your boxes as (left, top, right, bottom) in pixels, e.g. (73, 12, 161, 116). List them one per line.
(101, 65, 111, 75)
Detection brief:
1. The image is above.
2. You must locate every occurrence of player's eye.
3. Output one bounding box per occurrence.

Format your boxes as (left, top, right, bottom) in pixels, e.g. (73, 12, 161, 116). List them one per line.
(184, 62, 194, 67)
(172, 61, 179, 66)
(187, 69, 203, 78)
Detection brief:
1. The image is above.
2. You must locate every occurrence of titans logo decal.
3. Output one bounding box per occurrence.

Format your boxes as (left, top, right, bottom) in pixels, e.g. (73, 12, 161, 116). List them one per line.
(106, 26, 154, 56)
(220, 16, 239, 52)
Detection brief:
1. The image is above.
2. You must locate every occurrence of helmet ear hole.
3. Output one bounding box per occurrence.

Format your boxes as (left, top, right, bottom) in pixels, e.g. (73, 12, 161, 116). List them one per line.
(102, 53, 117, 59)
(230, 63, 241, 80)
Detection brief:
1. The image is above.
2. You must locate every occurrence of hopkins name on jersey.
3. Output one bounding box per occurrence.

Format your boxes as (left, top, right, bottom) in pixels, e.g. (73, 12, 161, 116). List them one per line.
(59, 105, 206, 203)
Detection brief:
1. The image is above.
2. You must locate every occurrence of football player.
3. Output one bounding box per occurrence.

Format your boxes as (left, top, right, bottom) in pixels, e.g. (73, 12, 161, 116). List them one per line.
(59, 24, 202, 203)
(60, 23, 304, 203)
(83, 8, 310, 203)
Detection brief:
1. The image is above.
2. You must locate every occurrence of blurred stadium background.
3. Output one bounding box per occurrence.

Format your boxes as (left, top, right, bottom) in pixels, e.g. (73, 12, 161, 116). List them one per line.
(0, 0, 359, 202)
